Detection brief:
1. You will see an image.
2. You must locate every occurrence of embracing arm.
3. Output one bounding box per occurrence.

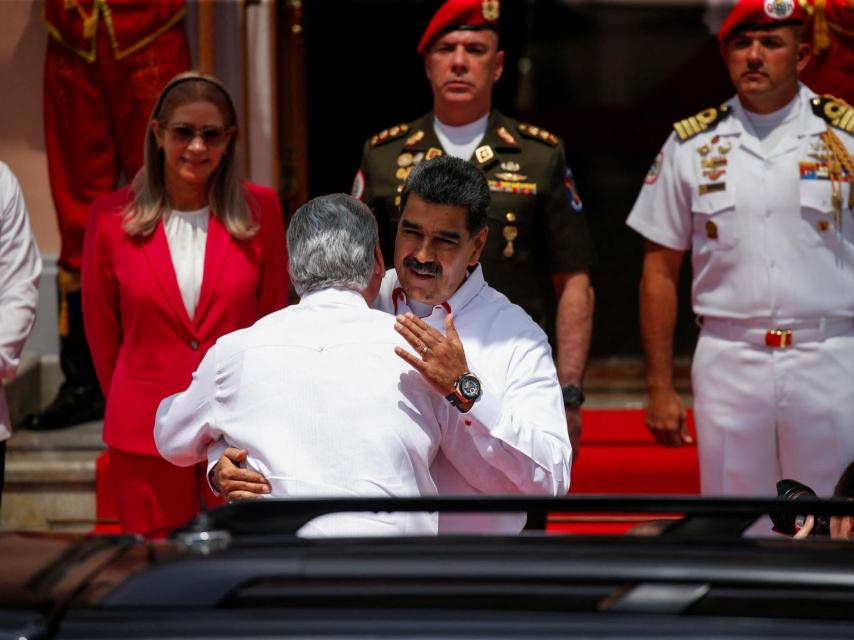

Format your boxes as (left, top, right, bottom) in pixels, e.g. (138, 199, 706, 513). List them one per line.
(154, 345, 221, 466)
(395, 312, 571, 496)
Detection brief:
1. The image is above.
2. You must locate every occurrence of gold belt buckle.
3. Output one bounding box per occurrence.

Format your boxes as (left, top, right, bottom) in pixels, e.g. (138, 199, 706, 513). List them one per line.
(765, 328, 793, 349)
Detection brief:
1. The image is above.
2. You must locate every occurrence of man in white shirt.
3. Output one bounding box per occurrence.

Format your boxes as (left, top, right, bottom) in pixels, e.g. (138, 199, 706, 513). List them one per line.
(626, 0, 854, 498)
(212, 157, 572, 533)
(352, 0, 595, 454)
(0, 162, 42, 508)
(156, 192, 569, 536)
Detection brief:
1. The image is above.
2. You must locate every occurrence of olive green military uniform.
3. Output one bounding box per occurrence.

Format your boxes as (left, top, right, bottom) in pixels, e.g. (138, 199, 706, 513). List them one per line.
(353, 110, 595, 338)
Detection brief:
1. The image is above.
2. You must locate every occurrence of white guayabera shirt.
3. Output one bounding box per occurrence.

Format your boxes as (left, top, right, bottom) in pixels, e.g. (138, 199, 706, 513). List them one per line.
(156, 287, 560, 537)
(0, 162, 41, 441)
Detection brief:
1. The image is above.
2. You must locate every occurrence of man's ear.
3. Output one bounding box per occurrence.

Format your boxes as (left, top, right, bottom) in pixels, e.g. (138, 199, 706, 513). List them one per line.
(796, 42, 811, 73)
(493, 49, 505, 83)
(467, 226, 489, 267)
(374, 245, 385, 276)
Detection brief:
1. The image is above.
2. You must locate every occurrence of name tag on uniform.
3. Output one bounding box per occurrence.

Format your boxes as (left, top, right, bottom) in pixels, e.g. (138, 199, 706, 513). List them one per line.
(698, 182, 726, 195)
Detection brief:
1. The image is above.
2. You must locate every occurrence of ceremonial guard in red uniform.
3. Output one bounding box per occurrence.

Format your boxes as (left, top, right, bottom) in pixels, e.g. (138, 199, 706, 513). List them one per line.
(800, 0, 854, 105)
(24, 0, 191, 429)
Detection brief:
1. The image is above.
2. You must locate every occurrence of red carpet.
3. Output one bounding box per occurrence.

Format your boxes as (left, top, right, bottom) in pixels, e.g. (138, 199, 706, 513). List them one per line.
(549, 408, 700, 534)
(92, 409, 701, 536)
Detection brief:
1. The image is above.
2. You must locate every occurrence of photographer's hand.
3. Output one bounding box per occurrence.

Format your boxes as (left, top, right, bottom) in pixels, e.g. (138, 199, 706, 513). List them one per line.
(793, 515, 815, 539)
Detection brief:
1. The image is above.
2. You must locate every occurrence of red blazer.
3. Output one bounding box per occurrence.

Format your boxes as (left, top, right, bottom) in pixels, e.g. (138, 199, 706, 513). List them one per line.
(82, 183, 288, 456)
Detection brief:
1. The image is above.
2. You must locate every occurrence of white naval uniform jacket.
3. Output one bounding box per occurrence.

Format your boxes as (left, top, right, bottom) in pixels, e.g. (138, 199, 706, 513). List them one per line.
(157, 287, 564, 537)
(375, 265, 572, 534)
(627, 84, 854, 322)
(0, 162, 41, 441)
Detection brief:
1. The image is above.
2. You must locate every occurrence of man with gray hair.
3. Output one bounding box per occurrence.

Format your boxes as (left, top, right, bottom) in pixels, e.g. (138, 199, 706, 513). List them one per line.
(155, 193, 565, 536)
(212, 157, 572, 534)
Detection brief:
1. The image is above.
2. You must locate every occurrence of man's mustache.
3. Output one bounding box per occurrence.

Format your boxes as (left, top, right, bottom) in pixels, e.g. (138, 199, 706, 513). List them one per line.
(403, 256, 442, 277)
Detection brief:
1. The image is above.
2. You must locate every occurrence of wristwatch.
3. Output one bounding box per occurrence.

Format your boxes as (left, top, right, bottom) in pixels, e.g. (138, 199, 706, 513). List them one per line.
(561, 384, 586, 409)
(446, 371, 482, 409)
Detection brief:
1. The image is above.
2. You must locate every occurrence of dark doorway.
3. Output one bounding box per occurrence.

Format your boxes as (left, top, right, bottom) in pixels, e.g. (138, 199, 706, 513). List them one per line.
(297, 0, 734, 357)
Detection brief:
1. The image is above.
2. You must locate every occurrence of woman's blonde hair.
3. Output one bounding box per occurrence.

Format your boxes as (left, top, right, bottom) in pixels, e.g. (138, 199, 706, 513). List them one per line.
(123, 72, 257, 239)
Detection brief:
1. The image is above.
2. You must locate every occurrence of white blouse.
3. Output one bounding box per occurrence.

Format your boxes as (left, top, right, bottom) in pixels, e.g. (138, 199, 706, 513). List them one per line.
(164, 207, 210, 320)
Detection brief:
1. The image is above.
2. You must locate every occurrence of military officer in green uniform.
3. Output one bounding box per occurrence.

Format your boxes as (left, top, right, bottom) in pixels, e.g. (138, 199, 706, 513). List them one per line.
(352, 0, 595, 456)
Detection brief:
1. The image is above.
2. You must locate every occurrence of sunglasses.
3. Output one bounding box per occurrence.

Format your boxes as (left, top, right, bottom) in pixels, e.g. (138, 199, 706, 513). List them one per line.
(160, 123, 232, 146)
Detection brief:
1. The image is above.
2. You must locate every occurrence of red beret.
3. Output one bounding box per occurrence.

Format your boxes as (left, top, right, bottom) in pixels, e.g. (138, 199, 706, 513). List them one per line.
(417, 0, 500, 54)
(718, 0, 806, 44)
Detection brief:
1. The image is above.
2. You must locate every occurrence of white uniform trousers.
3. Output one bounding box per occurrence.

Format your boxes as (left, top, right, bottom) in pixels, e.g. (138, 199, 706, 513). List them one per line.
(692, 327, 854, 497)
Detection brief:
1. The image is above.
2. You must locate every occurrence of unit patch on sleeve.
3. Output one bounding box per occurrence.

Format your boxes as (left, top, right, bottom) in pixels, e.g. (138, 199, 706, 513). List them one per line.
(645, 151, 664, 185)
(564, 167, 583, 212)
(350, 169, 365, 200)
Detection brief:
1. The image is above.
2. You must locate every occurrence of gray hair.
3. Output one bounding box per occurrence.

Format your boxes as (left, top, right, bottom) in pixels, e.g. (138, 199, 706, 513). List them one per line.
(287, 194, 379, 296)
(399, 155, 490, 234)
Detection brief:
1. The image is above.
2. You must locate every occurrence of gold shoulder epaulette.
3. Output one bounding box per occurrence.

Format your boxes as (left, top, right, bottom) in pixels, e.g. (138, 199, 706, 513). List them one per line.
(672, 105, 731, 141)
(517, 123, 559, 147)
(369, 123, 410, 148)
(811, 95, 854, 134)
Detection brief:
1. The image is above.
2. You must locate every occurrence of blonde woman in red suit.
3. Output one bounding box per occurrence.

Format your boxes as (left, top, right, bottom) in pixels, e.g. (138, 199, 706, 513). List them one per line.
(82, 73, 288, 537)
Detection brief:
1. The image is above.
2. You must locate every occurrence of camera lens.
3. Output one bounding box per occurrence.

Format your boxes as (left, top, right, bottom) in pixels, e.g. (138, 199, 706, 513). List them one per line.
(771, 479, 822, 536)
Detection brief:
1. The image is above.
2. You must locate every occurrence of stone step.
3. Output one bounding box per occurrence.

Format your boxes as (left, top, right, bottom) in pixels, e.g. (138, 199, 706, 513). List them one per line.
(2, 421, 103, 532)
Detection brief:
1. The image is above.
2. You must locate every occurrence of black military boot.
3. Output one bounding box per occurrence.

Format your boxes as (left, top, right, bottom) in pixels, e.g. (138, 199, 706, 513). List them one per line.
(21, 282, 104, 430)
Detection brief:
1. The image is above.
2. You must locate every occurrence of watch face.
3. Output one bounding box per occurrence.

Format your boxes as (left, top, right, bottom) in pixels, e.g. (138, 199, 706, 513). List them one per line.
(459, 375, 481, 400)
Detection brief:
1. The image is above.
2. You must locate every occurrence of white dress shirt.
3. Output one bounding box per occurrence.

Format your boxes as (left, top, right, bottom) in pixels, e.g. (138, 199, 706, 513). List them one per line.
(433, 112, 489, 161)
(375, 265, 572, 533)
(0, 162, 42, 441)
(163, 207, 209, 320)
(157, 287, 553, 537)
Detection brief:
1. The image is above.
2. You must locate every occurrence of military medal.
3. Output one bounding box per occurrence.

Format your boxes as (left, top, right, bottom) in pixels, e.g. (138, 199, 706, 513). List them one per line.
(397, 152, 414, 168)
(395, 167, 411, 181)
(495, 172, 528, 182)
(505, 212, 517, 223)
(425, 147, 443, 161)
(502, 225, 518, 258)
(718, 141, 732, 155)
(701, 157, 727, 169)
(703, 169, 726, 181)
(488, 179, 537, 195)
(697, 144, 711, 156)
(705, 220, 718, 239)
